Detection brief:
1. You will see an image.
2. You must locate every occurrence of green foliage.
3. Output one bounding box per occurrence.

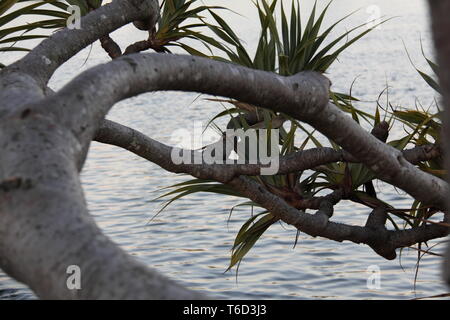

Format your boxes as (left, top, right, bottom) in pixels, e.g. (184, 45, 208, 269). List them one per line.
(405, 40, 442, 95)
(156, 0, 388, 270)
(203, 0, 384, 74)
(156, 2, 445, 270)
(0, 0, 71, 65)
(145, 0, 226, 54)
(229, 211, 277, 271)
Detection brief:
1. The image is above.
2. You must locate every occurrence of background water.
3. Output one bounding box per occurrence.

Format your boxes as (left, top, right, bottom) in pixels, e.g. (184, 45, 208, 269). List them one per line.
(1, 0, 449, 300)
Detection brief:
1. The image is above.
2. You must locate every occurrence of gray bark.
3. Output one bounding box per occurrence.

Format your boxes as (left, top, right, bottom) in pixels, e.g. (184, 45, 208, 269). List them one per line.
(54, 52, 447, 210)
(95, 120, 448, 260)
(427, 0, 450, 286)
(0, 0, 203, 300)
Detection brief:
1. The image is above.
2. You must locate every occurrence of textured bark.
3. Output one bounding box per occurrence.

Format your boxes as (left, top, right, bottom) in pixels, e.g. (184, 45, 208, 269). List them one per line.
(427, 0, 450, 286)
(94, 120, 449, 260)
(0, 0, 203, 300)
(46, 52, 447, 210)
(95, 119, 349, 183)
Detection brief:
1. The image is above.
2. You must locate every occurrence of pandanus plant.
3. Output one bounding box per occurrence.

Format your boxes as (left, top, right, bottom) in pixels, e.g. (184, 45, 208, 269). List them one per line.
(0, 0, 224, 64)
(157, 0, 445, 272)
(0, 0, 71, 68)
(156, 0, 395, 271)
(2, 0, 444, 275)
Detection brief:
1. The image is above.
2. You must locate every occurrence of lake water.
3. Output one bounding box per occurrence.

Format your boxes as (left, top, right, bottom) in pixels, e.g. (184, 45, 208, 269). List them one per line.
(1, 0, 449, 299)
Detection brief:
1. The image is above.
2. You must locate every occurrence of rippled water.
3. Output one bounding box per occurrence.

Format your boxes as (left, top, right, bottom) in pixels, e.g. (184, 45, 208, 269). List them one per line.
(1, 0, 449, 299)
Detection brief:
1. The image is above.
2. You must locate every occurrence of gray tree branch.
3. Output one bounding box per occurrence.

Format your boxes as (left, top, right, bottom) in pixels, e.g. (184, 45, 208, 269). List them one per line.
(0, 0, 203, 299)
(427, 0, 450, 286)
(41, 52, 448, 211)
(13, 0, 159, 86)
(94, 119, 450, 260)
(0, 0, 159, 118)
(95, 119, 348, 182)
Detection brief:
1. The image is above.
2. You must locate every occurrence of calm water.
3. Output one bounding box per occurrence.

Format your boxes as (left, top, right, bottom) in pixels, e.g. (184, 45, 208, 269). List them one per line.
(1, 0, 449, 299)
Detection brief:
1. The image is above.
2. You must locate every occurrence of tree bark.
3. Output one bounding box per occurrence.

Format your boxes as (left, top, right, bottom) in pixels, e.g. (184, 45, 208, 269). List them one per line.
(427, 0, 450, 286)
(0, 0, 203, 300)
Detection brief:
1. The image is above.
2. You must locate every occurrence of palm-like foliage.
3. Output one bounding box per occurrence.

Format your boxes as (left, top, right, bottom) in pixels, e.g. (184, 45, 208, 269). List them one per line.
(0, 0, 106, 68)
(157, 1, 446, 271)
(0, 0, 69, 67)
(0, 0, 223, 67)
(157, 0, 389, 270)
(146, 0, 226, 54)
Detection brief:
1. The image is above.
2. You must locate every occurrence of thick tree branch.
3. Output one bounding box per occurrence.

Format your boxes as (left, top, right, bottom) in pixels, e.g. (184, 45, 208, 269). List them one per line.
(0, 113, 203, 299)
(228, 176, 449, 260)
(428, 0, 450, 286)
(13, 0, 159, 85)
(94, 120, 449, 260)
(41, 53, 448, 210)
(0, 0, 159, 119)
(0, 0, 206, 300)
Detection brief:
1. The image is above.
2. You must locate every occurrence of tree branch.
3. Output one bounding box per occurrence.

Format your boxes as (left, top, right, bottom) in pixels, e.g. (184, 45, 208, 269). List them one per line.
(0, 114, 203, 299)
(100, 35, 122, 59)
(428, 0, 450, 286)
(94, 120, 449, 260)
(0, 1, 207, 299)
(95, 119, 347, 183)
(12, 0, 159, 86)
(402, 144, 442, 165)
(42, 52, 448, 210)
(228, 176, 448, 260)
(0, 0, 159, 120)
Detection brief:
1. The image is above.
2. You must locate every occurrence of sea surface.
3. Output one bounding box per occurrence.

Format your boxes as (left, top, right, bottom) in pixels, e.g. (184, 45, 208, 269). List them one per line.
(1, 0, 449, 299)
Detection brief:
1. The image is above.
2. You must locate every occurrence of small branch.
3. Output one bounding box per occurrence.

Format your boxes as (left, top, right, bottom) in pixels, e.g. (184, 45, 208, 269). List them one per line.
(124, 40, 153, 55)
(371, 121, 389, 142)
(228, 176, 448, 260)
(11, 0, 159, 86)
(100, 35, 122, 59)
(402, 144, 442, 165)
(309, 190, 344, 232)
(40, 52, 448, 210)
(365, 206, 388, 230)
(94, 120, 346, 183)
(94, 120, 449, 260)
